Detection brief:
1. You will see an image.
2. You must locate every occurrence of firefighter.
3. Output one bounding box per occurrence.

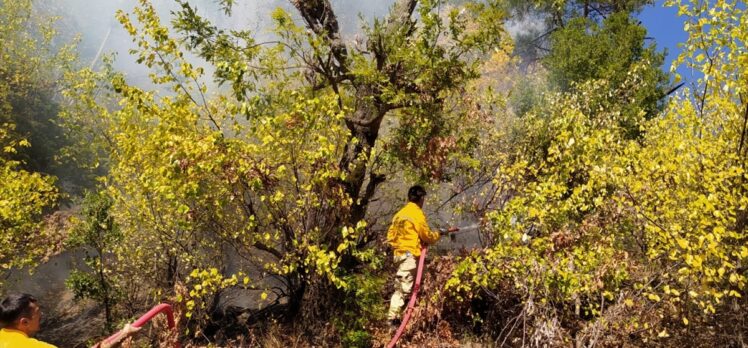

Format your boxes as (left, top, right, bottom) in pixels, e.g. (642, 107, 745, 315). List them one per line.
(0, 293, 139, 348)
(385, 185, 441, 327)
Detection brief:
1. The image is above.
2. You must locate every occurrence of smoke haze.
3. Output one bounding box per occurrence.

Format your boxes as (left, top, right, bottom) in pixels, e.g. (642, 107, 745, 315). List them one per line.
(56, 0, 397, 88)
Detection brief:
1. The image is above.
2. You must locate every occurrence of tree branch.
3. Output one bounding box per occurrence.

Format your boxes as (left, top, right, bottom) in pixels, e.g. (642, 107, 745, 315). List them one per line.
(289, 0, 348, 75)
(737, 98, 748, 160)
(385, 0, 418, 32)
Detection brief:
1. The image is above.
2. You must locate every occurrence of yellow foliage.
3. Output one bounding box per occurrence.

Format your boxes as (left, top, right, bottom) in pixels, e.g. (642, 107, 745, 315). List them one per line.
(448, 1, 748, 340)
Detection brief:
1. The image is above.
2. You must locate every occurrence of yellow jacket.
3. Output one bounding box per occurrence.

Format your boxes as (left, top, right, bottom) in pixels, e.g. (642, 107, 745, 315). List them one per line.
(386, 202, 440, 257)
(0, 328, 57, 348)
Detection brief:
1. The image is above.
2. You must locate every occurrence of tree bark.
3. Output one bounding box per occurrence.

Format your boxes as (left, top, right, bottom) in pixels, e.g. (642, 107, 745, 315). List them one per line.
(290, 0, 419, 226)
(340, 85, 389, 224)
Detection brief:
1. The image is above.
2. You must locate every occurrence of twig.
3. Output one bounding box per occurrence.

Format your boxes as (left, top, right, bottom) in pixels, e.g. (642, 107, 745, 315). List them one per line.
(737, 99, 748, 159)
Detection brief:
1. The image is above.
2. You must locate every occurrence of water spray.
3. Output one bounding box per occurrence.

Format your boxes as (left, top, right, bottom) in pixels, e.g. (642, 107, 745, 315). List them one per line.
(438, 223, 480, 242)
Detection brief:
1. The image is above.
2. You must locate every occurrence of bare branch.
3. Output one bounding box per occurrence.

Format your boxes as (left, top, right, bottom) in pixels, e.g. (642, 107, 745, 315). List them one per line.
(289, 0, 348, 74)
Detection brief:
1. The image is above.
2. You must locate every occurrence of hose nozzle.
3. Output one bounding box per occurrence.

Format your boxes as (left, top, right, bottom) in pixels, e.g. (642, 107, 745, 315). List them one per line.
(438, 226, 460, 235)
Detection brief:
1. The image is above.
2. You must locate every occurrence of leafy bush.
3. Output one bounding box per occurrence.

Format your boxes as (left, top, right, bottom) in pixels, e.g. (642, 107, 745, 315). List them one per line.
(446, 1, 748, 345)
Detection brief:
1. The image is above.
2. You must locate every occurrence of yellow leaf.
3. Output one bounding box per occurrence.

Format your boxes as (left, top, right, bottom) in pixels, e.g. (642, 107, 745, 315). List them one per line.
(676, 238, 689, 249)
(528, 207, 540, 218)
(692, 255, 703, 268)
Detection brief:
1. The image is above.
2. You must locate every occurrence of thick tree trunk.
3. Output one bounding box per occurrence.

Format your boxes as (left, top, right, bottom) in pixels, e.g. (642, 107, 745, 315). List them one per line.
(340, 85, 388, 224)
(285, 0, 419, 327)
(290, 0, 418, 227)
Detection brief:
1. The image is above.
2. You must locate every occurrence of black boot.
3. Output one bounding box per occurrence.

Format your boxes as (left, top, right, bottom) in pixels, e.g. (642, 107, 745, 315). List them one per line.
(388, 318, 401, 333)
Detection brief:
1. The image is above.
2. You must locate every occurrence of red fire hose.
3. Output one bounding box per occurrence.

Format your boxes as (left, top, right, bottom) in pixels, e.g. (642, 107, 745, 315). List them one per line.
(99, 303, 179, 348)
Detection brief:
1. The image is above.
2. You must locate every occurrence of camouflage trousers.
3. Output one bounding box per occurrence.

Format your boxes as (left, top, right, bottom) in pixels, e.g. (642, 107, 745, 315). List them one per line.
(387, 252, 417, 321)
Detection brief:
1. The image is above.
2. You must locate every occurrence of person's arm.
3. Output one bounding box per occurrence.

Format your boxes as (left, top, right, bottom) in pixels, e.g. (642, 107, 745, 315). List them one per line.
(416, 217, 440, 245)
(90, 323, 140, 348)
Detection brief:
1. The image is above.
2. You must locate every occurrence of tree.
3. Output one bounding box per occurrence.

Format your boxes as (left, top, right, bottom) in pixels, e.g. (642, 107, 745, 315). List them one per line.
(508, 0, 668, 128)
(0, 0, 63, 284)
(0, 0, 88, 191)
(447, 1, 748, 345)
(66, 191, 123, 330)
(0, 124, 58, 278)
(544, 12, 667, 122)
(60, 0, 509, 336)
(507, 0, 654, 58)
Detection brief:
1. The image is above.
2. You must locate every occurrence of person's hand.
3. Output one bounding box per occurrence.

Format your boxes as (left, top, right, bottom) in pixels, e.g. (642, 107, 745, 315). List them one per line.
(94, 323, 141, 348)
(120, 323, 141, 336)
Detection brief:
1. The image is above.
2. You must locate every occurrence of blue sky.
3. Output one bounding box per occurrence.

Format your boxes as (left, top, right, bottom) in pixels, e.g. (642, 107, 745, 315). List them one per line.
(637, 0, 692, 84)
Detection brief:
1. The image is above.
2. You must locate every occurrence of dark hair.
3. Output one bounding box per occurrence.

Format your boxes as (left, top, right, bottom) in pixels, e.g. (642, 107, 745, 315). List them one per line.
(407, 185, 427, 203)
(0, 293, 37, 327)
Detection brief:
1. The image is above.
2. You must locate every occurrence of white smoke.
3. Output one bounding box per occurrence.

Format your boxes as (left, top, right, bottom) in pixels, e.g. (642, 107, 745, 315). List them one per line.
(504, 11, 546, 39)
(55, 0, 398, 89)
